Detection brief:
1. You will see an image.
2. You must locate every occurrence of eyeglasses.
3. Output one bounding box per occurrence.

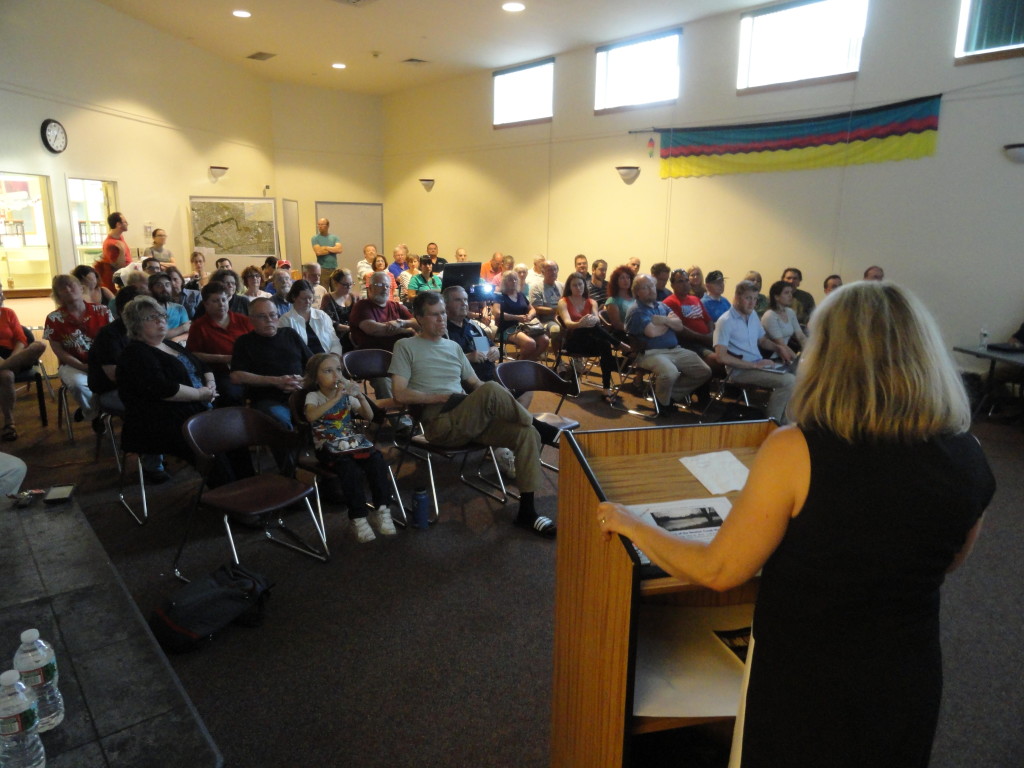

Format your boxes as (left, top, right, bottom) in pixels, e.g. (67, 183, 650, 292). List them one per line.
(141, 313, 167, 323)
(252, 313, 279, 322)
(338, 282, 354, 287)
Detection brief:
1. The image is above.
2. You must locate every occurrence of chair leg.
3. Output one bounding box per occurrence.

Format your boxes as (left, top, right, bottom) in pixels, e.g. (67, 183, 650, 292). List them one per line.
(263, 497, 330, 562)
(34, 374, 47, 427)
(459, 447, 514, 503)
(118, 454, 148, 526)
(610, 372, 661, 421)
(386, 465, 408, 527)
(56, 386, 74, 443)
(172, 487, 207, 583)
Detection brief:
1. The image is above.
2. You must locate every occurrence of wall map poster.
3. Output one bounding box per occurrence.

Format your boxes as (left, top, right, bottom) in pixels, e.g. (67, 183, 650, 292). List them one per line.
(189, 197, 278, 259)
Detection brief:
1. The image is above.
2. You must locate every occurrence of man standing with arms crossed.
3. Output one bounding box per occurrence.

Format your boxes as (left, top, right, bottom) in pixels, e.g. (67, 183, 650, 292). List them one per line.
(311, 218, 343, 279)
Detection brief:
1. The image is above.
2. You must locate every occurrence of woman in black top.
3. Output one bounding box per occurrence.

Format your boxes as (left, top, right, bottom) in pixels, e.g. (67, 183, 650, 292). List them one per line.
(598, 281, 995, 768)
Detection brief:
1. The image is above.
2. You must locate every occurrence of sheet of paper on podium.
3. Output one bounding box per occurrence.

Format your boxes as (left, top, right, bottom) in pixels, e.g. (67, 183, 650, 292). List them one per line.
(679, 450, 749, 494)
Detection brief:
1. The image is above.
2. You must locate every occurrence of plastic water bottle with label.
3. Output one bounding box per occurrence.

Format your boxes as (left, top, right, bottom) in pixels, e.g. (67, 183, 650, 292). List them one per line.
(12, 629, 64, 732)
(0, 669, 45, 768)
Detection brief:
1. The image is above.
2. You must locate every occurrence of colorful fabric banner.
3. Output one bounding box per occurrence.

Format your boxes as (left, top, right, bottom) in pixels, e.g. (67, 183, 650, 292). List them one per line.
(659, 95, 941, 178)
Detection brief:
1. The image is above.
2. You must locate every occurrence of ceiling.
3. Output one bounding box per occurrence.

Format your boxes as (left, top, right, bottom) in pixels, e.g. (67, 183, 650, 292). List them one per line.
(95, 0, 759, 96)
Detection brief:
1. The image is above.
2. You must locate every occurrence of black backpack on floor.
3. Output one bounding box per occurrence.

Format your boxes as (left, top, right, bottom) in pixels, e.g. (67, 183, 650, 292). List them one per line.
(148, 563, 273, 653)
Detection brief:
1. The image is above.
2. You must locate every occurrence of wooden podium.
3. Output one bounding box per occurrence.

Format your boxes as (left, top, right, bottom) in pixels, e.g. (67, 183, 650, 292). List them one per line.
(551, 420, 775, 768)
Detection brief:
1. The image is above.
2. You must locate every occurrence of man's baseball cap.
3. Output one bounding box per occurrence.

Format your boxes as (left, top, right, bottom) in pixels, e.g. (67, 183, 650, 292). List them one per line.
(706, 270, 725, 283)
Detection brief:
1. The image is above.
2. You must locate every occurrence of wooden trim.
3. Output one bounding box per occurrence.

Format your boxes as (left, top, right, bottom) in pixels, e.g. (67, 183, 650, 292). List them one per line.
(737, 71, 855, 96)
(6, 289, 51, 299)
(955, 47, 1024, 66)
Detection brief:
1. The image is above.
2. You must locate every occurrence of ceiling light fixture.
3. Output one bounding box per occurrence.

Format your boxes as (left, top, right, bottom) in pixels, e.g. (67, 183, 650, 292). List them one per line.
(332, 63, 347, 70)
(502, 2, 526, 12)
(232, 10, 252, 18)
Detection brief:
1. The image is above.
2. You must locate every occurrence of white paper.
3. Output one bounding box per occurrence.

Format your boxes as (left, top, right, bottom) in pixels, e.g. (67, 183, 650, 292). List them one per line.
(633, 604, 754, 717)
(679, 450, 750, 494)
(626, 497, 731, 565)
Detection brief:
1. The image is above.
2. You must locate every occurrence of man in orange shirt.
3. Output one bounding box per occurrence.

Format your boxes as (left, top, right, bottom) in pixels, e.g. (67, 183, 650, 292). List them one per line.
(99, 212, 132, 290)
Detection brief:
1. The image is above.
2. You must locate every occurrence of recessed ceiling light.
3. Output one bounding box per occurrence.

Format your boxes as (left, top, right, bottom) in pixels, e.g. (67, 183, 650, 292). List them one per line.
(332, 63, 347, 70)
(502, 2, 525, 12)
(233, 10, 251, 18)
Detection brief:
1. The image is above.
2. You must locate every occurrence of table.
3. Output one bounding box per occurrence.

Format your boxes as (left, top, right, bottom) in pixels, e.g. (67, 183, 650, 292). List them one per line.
(953, 345, 1024, 417)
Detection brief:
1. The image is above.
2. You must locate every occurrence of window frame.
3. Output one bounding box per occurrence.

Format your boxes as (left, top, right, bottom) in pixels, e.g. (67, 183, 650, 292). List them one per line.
(954, 0, 1024, 65)
(593, 28, 682, 115)
(492, 58, 555, 129)
(736, 0, 869, 93)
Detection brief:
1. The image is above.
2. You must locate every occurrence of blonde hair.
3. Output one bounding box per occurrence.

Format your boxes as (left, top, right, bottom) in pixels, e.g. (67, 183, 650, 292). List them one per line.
(790, 281, 970, 442)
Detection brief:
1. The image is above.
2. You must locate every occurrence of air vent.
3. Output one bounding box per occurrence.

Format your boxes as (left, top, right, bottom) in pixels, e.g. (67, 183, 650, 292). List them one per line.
(247, 52, 277, 61)
(402, 58, 429, 65)
(333, 0, 381, 6)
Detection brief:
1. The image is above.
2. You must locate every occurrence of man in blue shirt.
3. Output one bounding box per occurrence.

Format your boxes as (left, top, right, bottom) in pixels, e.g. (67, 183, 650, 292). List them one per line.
(700, 270, 731, 321)
(625, 275, 711, 410)
(713, 280, 795, 422)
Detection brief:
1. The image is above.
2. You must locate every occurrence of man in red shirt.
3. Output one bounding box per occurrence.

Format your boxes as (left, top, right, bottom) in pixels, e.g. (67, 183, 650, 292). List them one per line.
(662, 268, 721, 370)
(99, 212, 132, 290)
(350, 271, 418, 398)
(44, 274, 112, 428)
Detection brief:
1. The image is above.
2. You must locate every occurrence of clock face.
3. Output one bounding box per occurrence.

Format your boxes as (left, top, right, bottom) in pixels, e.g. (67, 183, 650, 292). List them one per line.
(41, 119, 67, 154)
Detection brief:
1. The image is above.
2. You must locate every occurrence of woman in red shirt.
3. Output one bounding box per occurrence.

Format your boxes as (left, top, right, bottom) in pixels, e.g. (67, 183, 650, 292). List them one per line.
(556, 273, 630, 403)
(0, 288, 46, 440)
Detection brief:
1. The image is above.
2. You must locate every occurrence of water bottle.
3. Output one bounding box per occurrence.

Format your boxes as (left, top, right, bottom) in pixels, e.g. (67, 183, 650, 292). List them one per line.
(0, 669, 45, 768)
(12, 629, 64, 732)
(979, 326, 989, 349)
(412, 488, 430, 529)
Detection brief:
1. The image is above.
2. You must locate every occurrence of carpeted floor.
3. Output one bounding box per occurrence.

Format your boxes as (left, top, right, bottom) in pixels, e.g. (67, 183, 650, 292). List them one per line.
(7, 380, 1023, 767)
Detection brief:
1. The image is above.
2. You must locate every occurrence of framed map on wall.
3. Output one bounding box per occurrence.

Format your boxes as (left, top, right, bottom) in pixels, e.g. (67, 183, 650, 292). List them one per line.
(189, 196, 279, 259)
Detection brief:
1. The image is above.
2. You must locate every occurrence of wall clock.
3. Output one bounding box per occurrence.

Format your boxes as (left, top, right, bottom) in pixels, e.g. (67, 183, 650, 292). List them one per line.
(40, 119, 67, 154)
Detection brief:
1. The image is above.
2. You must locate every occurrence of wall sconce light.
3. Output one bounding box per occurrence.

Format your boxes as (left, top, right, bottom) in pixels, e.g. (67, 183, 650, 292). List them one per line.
(1003, 144, 1024, 164)
(419, 178, 435, 192)
(209, 166, 229, 181)
(615, 166, 640, 185)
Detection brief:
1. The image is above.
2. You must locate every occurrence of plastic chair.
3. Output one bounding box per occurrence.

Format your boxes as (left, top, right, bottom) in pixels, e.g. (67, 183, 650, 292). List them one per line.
(495, 360, 580, 471)
(173, 407, 327, 581)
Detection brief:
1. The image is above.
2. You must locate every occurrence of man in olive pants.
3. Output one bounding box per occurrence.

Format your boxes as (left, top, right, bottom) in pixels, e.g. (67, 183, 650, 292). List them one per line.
(390, 291, 558, 538)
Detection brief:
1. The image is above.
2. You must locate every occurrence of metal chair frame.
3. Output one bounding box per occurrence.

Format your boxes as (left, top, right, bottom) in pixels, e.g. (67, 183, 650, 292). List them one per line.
(495, 359, 580, 472)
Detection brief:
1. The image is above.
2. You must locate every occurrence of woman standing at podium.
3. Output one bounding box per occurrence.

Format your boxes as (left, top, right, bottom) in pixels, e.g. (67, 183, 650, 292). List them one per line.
(598, 281, 995, 768)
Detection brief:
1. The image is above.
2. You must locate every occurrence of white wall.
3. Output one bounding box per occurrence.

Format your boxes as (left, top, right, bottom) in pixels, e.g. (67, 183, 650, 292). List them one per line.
(382, 0, 1024, 356)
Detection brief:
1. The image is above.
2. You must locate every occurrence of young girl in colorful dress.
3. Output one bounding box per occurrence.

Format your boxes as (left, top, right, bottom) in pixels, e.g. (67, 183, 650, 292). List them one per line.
(303, 352, 395, 543)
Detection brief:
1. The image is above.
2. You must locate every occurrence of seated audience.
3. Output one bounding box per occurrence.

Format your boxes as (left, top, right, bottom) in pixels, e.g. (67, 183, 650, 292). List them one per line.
(406, 255, 441, 300)
(513, 263, 530, 290)
(397, 258, 419, 305)
(625, 275, 712, 410)
(651, 263, 672, 301)
(662, 269, 720, 366)
(627, 257, 642, 274)
(304, 352, 395, 543)
(588, 259, 608, 306)
(389, 245, 410, 281)
(782, 267, 816, 325)
(320, 268, 357, 352)
(186, 251, 209, 289)
(524, 255, 546, 294)
(241, 265, 272, 301)
(364, 253, 398, 301)
(116, 295, 217, 479)
(230, 297, 311, 428)
(141, 257, 163, 276)
(71, 265, 115, 306)
(573, 254, 590, 282)
(745, 270, 770, 316)
(687, 265, 707, 299)
(453, 248, 469, 263)
(528, 260, 564, 348)
(761, 280, 807, 362)
(445, 286, 499, 383)
(166, 265, 201, 319)
(356, 245, 378, 298)
(215, 257, 233, 271)
(0, 287, 46, 441)
(713, 280, 796, 423)
(493, 271, 549, 362)
(864, 265, 885, 281)
(270, 269, 294, 315)
(700, 270, 731, 322)
(195, 268, 249, 317)
(301, 262, 327, 302)
(603, 266, 636, 340)
(280, 279, 343, 356)
(185, 281, 253, 407)
(557, 272, 629, 402)
(390, 292, 560, 538)
(482, 252, 505, 286)
(148, 272, 190, 338)
(260, 256, 278, 287)
(349, 271, 417, 398)
(823, 274, 843, 295)
(45, 274, 112, 431)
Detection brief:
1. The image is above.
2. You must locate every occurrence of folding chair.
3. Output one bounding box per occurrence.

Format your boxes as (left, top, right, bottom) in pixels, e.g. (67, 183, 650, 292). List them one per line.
(342, 348, 406, 444)
(495, 359, 580, 471)
(173, 407, 327, 581)
(12, 327, 48, 427)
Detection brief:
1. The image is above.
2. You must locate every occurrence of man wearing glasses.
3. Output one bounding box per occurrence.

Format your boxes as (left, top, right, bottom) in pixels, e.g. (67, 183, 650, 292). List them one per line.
(229, 297, 310, 427)
(350, 272, 418, 399)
